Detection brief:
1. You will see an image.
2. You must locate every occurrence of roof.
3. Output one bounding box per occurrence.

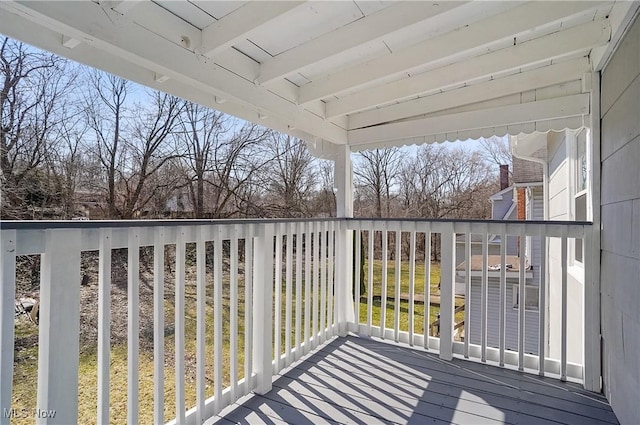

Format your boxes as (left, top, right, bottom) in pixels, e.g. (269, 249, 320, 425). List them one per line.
(456, 255, 533, 279)
(2, 1, 638, 156)
(513, 148, 547, 184)
(489, 186, 515, 202)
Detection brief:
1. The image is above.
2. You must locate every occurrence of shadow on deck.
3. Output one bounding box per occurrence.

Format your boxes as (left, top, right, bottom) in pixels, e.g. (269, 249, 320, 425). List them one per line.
(210, 336, 617, 424)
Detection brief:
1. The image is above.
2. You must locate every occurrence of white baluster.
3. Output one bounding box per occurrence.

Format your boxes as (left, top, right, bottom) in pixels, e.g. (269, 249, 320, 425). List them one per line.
(394, 229, 401, 343)
(244, 224, 254, 393)
(285, 224, 293, 365)
(295, 223, 303, 358)
(213, 226, 223, 410)
(0, 230, 17, 425)
(153, 227, 165, 425)
(174, 227, 186, 424)
(408, 230, 416, 346)
(439, 224, 455, 361)
(196, 227, 206, 423)
(97, 229, 112, 425)
(127, 228, 140, 425)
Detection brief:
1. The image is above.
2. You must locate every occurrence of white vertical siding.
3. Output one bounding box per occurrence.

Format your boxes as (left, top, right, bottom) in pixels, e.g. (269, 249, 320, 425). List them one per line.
(468, 279, 539, 355)
(600, 12, 640, 425)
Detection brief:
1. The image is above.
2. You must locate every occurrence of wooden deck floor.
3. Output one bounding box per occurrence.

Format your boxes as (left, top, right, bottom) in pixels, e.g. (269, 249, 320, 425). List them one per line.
(210, 336, 618, 425)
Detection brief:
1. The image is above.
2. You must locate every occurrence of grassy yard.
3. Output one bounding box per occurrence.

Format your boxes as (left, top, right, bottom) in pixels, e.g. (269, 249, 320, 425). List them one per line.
(11, 257, 464, 424)
(356, 260, 464, 336)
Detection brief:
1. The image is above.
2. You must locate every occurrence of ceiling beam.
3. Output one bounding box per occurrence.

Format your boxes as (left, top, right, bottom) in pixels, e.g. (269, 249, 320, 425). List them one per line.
(1, 0, 346, 144)
(326, 18, 611, 119)
(299, 1, 602, 104)
(348, 58, 591, 130)
(256, 1, 466, 85)
(110, 0, 144, 16)
(348, 93, 590, 146)
(590, 1, 640, 71)
(0, 5, 328, 151)
(199, 1, 304, 57)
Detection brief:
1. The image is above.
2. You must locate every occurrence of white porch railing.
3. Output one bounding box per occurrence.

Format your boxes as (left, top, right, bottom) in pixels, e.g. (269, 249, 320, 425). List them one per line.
(346, 219, 597, 388)
(0, 218, 596, 425)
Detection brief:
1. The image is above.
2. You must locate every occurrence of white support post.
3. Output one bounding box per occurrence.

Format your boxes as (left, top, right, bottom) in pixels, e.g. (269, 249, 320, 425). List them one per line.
(584, 71, 602, 392)
(334, 145, 353, 219)
(0, 230, 17, 425)
(253, 223, 274, 394)
(97, 229, 112, 425)
(334, 145, 355, 335)
(36, 229, 82, 425)
(439, 224, 456, 361)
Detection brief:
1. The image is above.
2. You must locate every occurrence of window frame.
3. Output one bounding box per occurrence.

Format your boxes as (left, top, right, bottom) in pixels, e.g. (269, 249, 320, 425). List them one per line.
(512, 284, 540, 311)
(569, 128, 590, 268)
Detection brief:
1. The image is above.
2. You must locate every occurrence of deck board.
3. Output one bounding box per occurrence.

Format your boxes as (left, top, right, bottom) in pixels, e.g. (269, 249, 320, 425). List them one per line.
(210, 336, 618, 425)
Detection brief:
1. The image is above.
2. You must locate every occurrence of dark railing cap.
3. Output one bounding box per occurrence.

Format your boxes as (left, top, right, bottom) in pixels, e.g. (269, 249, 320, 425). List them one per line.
(0, 217, 592, 231)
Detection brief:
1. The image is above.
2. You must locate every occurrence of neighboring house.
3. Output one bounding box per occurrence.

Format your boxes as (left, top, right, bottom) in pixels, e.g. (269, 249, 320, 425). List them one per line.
(457, 160, 544, 354)
(512, 129, 590, 366)
(163, 191, 194, 218)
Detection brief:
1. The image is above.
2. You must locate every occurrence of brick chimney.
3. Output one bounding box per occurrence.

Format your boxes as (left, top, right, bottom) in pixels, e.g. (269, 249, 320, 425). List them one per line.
(499, 164, 509, 190)
(517, 188, 526, 220)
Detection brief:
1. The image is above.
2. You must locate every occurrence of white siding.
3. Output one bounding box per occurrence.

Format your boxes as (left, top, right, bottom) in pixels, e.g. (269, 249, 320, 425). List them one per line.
(546, 131, 585, 365)
(600, 12, 640, 425)
(528, 186, 544, 285)
(468, 279, 539, 354)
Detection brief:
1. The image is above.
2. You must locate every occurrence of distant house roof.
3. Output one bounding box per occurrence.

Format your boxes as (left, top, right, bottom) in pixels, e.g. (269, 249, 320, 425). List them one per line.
(456, 255, 534, 279)
(512, 147, 546, 184)
(455, 234, 501, 244)
(489, 185, 514, 202)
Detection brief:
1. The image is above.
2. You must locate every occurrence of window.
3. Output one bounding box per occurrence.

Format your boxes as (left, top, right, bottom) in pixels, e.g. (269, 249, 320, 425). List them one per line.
(576, 130, 587, 193)
(512, 285, 539, 311)
(573, 129, 589, 265)
(574, 193, 587, 262)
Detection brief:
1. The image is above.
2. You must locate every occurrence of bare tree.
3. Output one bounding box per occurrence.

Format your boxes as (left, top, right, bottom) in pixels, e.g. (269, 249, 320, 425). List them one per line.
(310, 159, 336, 217)
(263, 134, 317, 217)
(178, 102, 272, 218)
(45, 116, 92, 218)
(354, 147, 402, 217)
(86, 74, 184, 218)
(85, 72, 128, 218)
(1, 37, 75, 218)
(479, 136, 512, 177)
(178, 102, 227, 217)
(398, 144, 496, 219)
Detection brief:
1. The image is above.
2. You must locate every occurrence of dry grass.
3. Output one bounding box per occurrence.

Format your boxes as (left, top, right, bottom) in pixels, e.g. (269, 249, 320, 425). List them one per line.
(357, 260, 464, 335)
(11, 256, 463, 424)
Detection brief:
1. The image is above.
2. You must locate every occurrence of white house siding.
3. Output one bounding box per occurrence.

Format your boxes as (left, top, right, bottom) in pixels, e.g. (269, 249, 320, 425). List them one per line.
(528, 186, 544, 286)
(547, 130, 585, 366)
(463, 184, 543, 355)
(600, 12, 640, 425)
(455, 242, 501, 270)
(468, 278, 539, 354)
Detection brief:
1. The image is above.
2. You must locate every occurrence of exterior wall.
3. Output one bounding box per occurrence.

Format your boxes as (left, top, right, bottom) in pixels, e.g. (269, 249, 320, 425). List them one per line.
(546, 130, 584, 365)
(491, 187, 515, 220)
(528, 186, 544, 286)
(455, 242, 502, 268)
(468, 279, 539, 354)
(600, 12, 640, 425)
(464, 185, 543, 355)
(513, 148, 546, 184)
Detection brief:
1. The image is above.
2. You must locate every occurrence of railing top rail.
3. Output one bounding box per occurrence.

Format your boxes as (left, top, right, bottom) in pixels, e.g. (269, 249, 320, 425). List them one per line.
(0, 217, 593, 231)
(0, 217, 341, 230)
(345, 217, 593, 226)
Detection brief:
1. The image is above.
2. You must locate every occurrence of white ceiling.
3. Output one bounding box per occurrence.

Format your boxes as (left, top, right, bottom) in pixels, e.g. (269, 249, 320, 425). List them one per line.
(0, 1, 638, 156)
